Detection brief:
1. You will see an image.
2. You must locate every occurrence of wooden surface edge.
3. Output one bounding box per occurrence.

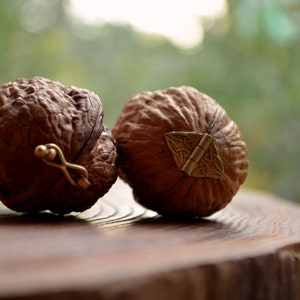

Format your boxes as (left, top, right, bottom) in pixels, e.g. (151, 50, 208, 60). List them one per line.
(4, 241, 300, 300)
(1, 180, 300, 299)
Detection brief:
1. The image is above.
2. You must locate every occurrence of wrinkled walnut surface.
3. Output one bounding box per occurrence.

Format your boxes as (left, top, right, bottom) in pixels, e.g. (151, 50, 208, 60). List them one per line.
(0, 77, 117, 214)
(113, 86, 248, 217)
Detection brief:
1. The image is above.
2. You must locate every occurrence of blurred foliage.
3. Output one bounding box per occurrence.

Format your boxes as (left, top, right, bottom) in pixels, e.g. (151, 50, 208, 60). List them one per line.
(0, 0, 300, 202)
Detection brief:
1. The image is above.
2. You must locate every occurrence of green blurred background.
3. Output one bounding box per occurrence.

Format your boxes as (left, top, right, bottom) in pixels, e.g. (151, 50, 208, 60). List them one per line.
(0, 0, 299, 202)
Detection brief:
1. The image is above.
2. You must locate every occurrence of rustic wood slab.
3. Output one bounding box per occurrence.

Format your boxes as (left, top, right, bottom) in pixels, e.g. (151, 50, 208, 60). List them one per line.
(1, 179, 300, 300)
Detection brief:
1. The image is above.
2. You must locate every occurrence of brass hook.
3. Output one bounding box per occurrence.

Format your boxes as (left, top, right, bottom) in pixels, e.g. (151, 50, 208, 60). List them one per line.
(34, 143, 91, 189)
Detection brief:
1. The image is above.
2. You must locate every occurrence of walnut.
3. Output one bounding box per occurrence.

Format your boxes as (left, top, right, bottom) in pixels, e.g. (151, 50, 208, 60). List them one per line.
(112, 86, 248, 217)
(0, 77, 118, 214)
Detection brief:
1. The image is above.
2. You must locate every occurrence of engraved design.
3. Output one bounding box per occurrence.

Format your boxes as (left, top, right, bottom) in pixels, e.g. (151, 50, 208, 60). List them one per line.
(164, 132, 224, 178)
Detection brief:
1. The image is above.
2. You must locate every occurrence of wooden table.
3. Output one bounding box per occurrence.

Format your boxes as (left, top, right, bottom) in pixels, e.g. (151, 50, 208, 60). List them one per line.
(1, 179, 300, 300)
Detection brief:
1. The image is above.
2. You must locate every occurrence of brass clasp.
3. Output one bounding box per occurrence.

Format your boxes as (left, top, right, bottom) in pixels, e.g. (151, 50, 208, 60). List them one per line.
(34, 143, 91, 189)
(164, 132, 224, 178)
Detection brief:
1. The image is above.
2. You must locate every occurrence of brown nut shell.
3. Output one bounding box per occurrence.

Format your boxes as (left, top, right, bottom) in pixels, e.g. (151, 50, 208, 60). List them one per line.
(112, 86, 248, 217)
(0, 77, 118, 214)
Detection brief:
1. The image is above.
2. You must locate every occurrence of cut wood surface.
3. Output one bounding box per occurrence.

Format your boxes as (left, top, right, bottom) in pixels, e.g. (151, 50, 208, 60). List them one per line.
(1, 179, 300, 300)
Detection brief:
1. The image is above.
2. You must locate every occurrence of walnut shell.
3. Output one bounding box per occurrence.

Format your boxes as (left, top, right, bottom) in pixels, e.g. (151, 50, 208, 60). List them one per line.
(0, 77, 118, 214)
(112, 86, 248, 217)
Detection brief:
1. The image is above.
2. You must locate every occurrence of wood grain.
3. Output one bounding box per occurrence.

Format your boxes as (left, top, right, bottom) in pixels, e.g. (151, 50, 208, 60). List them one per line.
(1, 179, 300, 300)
